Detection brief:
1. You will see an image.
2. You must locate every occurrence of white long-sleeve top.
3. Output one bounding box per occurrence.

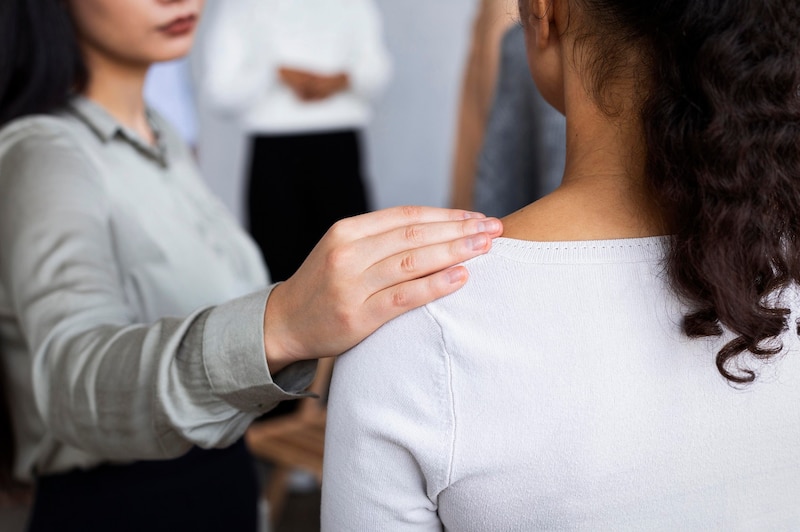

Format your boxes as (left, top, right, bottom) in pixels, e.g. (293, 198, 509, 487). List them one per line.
(323, 237, 800, 530)
(201, 0, 391, 134)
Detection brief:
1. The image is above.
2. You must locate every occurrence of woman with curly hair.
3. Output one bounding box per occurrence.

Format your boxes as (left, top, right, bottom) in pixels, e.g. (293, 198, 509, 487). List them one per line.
(322, 0, 800, 528)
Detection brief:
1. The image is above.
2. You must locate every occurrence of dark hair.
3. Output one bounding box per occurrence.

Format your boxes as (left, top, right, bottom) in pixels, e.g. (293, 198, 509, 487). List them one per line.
(0, 0, 88, 127)
(0, 0, 88, 485)
(572, 0, 800, 382)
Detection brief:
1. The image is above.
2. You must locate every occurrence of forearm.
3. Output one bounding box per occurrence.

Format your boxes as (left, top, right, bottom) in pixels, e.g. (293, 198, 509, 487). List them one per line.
(30, 289, 315, 460)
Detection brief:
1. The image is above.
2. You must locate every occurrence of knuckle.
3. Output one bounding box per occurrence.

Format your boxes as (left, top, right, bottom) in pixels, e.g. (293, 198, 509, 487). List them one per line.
(326, 244, 353, 270)
(327, 218, 354, 242)
(391, 288, 410, 309)
(451, 237, 471, 259)
(460, 219, 476, 237)
(331, 303, 356, 332)
(328, 220, 348, 240)
(442, 242, 475, 265)
(400, 205, 422, 219)
(403, 224, 425, 244)
(399, 252, 417, 274)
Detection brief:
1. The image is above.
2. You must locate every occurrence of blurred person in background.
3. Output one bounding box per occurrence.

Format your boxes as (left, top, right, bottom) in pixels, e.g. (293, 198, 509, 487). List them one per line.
(0, 0, 503, 530)
(472, 24, 566, 218)
(323, 0, 800, 528)
(449, 0, 515, 211)
(202, 0, 392, 283)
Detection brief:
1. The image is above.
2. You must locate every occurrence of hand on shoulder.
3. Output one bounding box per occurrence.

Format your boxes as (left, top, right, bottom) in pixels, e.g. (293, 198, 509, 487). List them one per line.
(261, 206, 503, 372)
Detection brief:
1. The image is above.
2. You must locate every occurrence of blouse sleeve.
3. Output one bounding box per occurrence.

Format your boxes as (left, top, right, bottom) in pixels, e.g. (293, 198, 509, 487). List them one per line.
(0, 123, 315, 461)
(321, 307, 452, 531)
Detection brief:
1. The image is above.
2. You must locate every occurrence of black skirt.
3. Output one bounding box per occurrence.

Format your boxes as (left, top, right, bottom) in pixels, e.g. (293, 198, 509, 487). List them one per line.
(246, 129, 370, 283)
(28, 439, 260, 532)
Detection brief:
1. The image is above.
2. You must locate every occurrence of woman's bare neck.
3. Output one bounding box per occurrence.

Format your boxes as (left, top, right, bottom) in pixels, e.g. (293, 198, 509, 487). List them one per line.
(502, 79, 668, 242)
(81, 49, 154, 145)
(501, 178, 668, 242)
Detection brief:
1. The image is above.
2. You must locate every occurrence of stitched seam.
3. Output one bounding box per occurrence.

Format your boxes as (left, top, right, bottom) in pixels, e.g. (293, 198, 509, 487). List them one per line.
(423, 305, 456, 494)
(488, 238, 670, 265)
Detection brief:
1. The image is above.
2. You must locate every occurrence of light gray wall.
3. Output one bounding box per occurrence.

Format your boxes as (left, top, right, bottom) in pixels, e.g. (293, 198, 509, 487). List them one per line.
(195, 0, 479, 222)
(192, 0, 250, 223)
(365, 0, 478, 209)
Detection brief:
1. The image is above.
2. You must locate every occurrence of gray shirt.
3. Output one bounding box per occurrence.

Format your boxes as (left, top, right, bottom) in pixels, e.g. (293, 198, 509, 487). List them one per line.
(0, 98, 314, 481)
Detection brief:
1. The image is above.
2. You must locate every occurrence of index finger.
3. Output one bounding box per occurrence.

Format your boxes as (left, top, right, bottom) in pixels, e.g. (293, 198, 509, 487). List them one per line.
(330, 206, 487, 241)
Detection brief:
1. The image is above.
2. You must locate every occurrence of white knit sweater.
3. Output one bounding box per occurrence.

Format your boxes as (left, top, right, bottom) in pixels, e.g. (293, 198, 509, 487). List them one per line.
(322, 237, 800, 530)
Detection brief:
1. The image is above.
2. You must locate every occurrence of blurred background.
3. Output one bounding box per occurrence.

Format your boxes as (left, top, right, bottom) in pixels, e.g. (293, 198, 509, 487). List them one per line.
(191, 0, 509, 222)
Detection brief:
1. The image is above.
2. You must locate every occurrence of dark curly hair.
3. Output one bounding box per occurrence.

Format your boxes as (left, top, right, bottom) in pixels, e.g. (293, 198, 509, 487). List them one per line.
(571, 0, 800, 382)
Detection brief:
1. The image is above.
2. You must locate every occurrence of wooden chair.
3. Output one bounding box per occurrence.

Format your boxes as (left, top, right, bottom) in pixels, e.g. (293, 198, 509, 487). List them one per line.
(245, 356, 335, 525)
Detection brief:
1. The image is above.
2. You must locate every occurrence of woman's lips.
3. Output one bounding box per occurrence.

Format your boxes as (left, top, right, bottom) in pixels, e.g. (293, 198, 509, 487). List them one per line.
(159, 15, 197, 36)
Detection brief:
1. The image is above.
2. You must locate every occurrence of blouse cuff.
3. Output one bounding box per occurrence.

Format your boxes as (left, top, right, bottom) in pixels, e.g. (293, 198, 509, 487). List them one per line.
(201, 286, 316, 412)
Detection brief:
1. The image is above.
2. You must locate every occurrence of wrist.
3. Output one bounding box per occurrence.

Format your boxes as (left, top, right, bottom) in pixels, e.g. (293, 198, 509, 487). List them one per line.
(262, 283, 304, 375)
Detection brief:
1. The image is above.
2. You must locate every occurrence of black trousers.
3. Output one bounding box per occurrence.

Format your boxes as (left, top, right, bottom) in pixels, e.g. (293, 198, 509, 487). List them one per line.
(28, 440, 259, 532)
(247, 130, 370, 283)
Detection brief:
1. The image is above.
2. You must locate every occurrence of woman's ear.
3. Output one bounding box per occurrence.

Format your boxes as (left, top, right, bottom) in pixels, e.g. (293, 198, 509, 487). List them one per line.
(532, 0, 554, 49)
(522, 0, 566, 114)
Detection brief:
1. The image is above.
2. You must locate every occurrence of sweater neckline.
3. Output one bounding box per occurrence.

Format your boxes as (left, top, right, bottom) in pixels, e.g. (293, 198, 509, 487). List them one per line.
(488, 235, 671, 264)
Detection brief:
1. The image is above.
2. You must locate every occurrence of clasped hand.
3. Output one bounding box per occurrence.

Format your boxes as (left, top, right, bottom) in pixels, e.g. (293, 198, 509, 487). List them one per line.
(279, 66, 349, 102)
(263, 206, 503, 373)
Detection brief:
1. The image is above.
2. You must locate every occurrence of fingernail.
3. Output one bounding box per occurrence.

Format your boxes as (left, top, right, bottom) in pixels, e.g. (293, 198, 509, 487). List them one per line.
(477, 219, 501, 233)
(468, 234, 489, 251)
(463, 211, 486, 219)
(447, 267, 467, 284)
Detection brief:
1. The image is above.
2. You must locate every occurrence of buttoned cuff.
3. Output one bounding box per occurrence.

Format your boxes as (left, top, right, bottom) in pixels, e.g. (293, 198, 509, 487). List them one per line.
(202, 286, 316, 412)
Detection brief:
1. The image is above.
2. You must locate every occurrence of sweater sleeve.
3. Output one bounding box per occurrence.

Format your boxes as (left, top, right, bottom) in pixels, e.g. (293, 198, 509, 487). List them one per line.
(321, 308, 452, 531)
(0, 125, 315, 462)
(345, 0, 392, 102)
(199, 0, 279, 116)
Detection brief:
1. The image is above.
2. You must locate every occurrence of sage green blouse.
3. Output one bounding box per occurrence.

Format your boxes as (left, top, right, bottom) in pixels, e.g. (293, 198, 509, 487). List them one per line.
(0, 98, 314, 481)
